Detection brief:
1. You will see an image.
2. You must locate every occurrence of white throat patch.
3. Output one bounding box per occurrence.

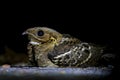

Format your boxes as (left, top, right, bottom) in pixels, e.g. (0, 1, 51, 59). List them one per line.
(29, 41, 40, 45)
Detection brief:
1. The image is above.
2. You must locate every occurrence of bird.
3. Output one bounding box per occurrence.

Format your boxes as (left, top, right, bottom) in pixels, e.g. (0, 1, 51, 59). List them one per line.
(22, 27, 114, 67)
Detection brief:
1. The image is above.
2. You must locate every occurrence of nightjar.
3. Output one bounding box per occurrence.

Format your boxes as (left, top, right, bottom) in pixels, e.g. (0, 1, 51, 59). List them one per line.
(22, 27, 114, 67)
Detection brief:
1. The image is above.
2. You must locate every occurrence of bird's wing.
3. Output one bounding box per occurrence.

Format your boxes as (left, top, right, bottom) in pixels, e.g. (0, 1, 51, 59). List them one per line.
(48, 42, 100, 67)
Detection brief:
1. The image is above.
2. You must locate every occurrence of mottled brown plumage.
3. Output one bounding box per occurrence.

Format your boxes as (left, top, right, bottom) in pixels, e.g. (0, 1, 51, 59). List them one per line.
(23, 27, 109, 67)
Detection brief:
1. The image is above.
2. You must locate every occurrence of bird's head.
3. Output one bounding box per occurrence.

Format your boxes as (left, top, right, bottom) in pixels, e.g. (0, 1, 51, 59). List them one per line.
(22, 27, 62, 46)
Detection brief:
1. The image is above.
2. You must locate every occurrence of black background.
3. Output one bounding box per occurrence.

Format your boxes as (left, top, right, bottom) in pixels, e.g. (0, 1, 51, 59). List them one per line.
(0, 4, 119, 55)
(0, 3, 119, 79)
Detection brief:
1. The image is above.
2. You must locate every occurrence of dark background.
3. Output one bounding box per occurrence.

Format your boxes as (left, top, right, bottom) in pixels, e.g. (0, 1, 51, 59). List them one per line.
(0, 14, 119, 53)
(0, 4, 119, 57)
(0, 3, 119, 79)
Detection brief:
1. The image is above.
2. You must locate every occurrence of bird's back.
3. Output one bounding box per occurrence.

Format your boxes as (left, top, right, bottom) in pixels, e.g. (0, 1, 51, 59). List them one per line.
(48, 34, 104, 67)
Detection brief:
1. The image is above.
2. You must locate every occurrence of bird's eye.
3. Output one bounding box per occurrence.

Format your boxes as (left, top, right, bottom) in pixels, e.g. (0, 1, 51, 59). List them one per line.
(37, 30, 44, 36)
